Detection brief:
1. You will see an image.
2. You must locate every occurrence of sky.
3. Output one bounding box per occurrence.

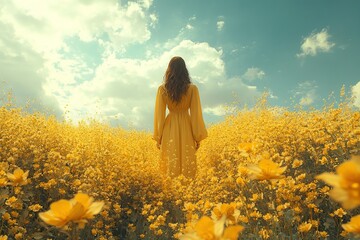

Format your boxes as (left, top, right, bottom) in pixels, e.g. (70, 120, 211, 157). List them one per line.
(1, 0, 360, 131)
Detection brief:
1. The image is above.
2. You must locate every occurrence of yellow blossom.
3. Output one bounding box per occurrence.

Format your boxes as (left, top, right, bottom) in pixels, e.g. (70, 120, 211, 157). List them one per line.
(236, 177, 245, 186)
(6, 168, 29, 186)
(250, 193, 260, 202)
(237, 166, 249, 176)
(212, 203, 240, 224)
(342, 215, 360, 234)
(2, 212, 11, 221)
(11, 211, 19, 218)
(0, 178, 8, 186)
(259, 228, 270, 239)
(298, 222, 312, 233)
(156, 229, 163, 235)
(237, 215, 249, 223)
(39, 193, 104, 228)
(318, 231, 328, 238)
(317, 155, 360, 209)
(39, 199, 73, 228)
(238, 142, 256, 155)
(292, 159, 303, 168)
(113, 203, 121, 214)
(169, 223, 178, 230)
(333, 208, 347, 217)
(5, 196, 17, 206)
(180, 216, 243, 240)
(14, 233, 22, 240)
(247, 156, 287, 181)
(320, 156, 328, 165)
(28, 204, 43, 212)
(263, 213, 272, 221)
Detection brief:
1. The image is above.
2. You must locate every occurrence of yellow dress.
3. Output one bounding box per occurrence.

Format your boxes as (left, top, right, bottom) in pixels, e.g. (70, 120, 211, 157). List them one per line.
(153, 84, 208, 178)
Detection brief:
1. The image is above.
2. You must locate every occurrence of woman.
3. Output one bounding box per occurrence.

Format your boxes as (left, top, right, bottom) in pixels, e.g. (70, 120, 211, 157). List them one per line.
(153, 56, 208, 178)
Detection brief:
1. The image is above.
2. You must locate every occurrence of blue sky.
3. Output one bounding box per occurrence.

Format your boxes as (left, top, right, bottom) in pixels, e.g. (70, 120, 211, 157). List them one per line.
(1, 0, 359, 130)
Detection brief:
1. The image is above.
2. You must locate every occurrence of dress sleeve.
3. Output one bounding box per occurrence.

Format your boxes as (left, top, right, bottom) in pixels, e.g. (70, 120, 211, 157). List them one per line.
(153, 86, 166, 144)
(190, 85, 208, 142)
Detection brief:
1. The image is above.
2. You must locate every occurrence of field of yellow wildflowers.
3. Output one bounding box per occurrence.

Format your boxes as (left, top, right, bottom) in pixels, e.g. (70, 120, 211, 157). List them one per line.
(1, 92, 360, 239)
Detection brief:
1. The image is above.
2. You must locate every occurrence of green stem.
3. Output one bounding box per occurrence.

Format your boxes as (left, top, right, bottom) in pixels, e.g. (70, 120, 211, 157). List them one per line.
(70, 223, 79, 240)
(0, 219, 4, 234)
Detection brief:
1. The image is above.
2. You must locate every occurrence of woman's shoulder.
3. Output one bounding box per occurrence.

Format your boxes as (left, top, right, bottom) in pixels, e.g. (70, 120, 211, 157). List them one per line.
(188, 83, 198, 90)
(188, 83, 199, 93)
(158, 84, 165, 91)
(157, 84, 167, 96)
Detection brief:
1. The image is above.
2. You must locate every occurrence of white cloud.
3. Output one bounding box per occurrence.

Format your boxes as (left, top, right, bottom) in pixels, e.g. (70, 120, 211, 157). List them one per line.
(149, 14, 158, 27)
(217, 16, 225, 31)
(1, 39, 264, 129)
(297, 28, 335, 58)
(0, 0, 156, 119)
(46, 39, 261, 129)
(242, 67, 265, 81)
(269, 91, 278, 99)
(352, 81, 360, 108)
(186, 24, 194, 30)
(204, 105, 236, 116)
(294, 81, 318, 106)
(0, 20, 62, 115)
(140, 0, 153, 9)
(299, 94, 315, 106)
(162, 16, 199, 50)
(0, 0, 154, 54)
(217, 20, 225, 31)
(0, 1, 263, 130)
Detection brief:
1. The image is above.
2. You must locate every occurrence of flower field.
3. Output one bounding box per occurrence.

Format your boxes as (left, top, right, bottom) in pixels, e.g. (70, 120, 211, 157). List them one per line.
(1, 94, 360, 239)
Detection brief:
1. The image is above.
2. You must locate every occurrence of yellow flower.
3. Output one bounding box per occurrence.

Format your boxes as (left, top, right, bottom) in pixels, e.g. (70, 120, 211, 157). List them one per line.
(212, 203, 240, 225)
(39, 193, 104, 228)
(298, 222, 312, 233)
(155, 229, 163, 236)
(247, 157, 287, 181)
(113, 203, 121, 214)
(70, 193, 105, 221)
(262, 213, 272, 221)
(0, 178, 8, 187)
(2, 212, 10, 221)
(316, 156, 360, 209)
(5, 196, 17, 207)
(342, 215, 360, 233)
(11, 211, 19, 218)
(28, 204, 43, 212)
(222, 225, 244, 240)
(237, 166, 249, 176)
(317, 231, 328, 238)
(180, 216, 243, 240)
(236, 177, 245, 186)
(238, 143, 255, 155)
(169, 223, 178, 230)
(14, 233, 22, 240)
(0, 236, 8, 240)
(292, 159, 303, 168)
(6, 168, 29, 186)
(39, 199, 73, 228)
(333, 208, 347, 217)
(258, 228, 270, 239)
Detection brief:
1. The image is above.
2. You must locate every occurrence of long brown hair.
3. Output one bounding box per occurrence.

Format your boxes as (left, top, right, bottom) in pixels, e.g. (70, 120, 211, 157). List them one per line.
(164, 56, 191, 103)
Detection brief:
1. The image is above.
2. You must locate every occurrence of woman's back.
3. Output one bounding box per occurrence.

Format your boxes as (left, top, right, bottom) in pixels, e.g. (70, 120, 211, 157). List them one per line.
(161, 84, 193, 112)
(153, 57, 207, 178)
(154, 83, 207, 178)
